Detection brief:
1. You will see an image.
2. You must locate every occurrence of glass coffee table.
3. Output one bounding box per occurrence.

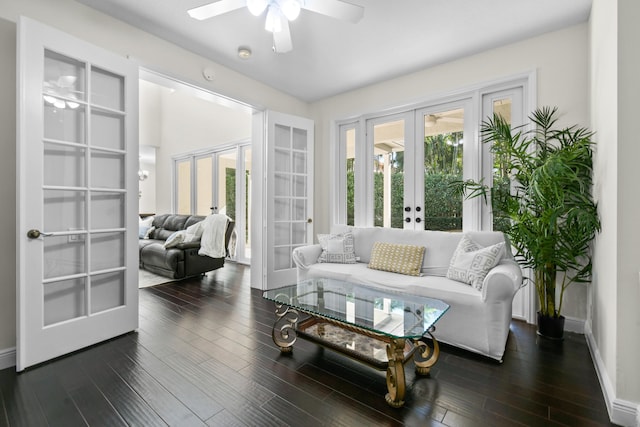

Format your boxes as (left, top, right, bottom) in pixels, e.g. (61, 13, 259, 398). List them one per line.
(263, 277, 449, 408)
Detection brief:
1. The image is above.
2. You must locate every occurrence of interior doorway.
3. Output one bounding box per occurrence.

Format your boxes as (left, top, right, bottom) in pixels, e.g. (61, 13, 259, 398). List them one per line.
(137, 70, 254, 266)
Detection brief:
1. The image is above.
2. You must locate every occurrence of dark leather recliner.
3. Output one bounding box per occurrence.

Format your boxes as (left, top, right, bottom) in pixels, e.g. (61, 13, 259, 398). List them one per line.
(139, 214, 234, 279)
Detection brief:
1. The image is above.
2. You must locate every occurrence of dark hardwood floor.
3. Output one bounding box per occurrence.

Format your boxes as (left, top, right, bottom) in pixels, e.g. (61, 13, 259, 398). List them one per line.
(0, 263, 615, 426)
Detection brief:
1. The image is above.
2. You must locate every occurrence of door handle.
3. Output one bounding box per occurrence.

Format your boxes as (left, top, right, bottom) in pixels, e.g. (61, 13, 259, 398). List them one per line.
(27, 229, 53, 239)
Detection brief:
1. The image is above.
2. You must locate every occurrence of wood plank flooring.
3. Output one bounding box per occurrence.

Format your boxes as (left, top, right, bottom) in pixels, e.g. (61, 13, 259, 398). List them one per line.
(0, 263, 616, 426)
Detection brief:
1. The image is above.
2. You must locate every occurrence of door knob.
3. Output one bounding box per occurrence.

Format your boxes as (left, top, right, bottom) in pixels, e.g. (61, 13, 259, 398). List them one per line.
(27, 229, 52, 239)
(404, 207, 411, 212)
(307, 218, 313, 223)
(415, 218, 422, 223)
(416, 207, 422, 212)
(405, 218, 411, 223)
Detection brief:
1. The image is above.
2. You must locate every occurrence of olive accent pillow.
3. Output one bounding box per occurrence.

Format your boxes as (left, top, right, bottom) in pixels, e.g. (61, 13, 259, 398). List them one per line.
(367, 242, 425, 276)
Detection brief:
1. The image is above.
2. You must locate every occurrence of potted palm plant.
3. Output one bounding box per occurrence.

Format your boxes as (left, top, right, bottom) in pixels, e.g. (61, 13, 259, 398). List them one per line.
(455, 106, 601, 339)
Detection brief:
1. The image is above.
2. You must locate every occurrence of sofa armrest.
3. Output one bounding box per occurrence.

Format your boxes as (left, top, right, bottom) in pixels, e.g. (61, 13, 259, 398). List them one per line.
(175, 241, 201, 250)
(481, 259, 523, 302)
(292, 244, 322, 270)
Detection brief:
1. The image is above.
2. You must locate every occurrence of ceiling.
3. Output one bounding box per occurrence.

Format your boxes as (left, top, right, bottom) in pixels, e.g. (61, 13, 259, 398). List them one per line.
(74, 0, 592, 103)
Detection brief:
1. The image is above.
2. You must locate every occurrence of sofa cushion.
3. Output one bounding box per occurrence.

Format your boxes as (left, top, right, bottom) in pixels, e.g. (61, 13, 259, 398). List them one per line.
(368, 241, 425, 276)
(317, 231, 356, 264)
(164, 221, 206, 249)
(447, 234, 505, 290)
(331, 225, 509, 277)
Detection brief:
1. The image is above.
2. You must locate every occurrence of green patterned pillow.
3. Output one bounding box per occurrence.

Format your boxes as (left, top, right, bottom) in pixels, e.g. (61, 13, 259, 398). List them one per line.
(447, 234, 505, 290)
(367, 242, 425, 276)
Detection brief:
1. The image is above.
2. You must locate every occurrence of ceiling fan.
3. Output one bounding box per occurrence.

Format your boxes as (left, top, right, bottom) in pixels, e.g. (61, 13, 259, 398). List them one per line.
(425, 113, 464, 127)
(187, 0, 364, 53)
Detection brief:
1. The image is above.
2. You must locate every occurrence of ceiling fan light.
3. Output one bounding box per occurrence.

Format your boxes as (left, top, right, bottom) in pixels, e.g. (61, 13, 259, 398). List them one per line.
(43, 95, 57, 104)
(265, 6, 282, 33)
(247, 0, 268, 16)
(280, 0, 301, 21)
(66, 101, 80, 109)
(53, 99, 66, 109)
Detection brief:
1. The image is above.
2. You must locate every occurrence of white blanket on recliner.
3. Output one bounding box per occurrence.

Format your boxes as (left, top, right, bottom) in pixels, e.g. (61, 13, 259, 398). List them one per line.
(198, 214, 230, 258)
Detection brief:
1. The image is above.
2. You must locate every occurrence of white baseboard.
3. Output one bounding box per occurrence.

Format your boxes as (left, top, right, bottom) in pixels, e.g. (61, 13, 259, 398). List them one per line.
(585, 324, 639, 426)
(0, 347, 16, 370)
(563, 315, 585, 334)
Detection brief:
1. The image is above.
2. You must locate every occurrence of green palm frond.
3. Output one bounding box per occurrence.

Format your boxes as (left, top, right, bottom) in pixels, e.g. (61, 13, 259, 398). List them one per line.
(459, 107, 600, 317)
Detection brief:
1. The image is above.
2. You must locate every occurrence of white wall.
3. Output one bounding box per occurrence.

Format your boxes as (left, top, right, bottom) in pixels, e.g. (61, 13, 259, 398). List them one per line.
(0, 0, 307, 356)
(310, 23, 590, 320)
(154, 84, 252, 214)
(590, 0, 640, 421)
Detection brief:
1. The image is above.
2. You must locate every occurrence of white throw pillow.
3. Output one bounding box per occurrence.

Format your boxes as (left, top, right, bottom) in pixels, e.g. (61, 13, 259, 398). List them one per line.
(164, 231, 186, 248)
(138, 216, 155, 238)
(447, 234, 505, 290)
(317, 232, 356, 264)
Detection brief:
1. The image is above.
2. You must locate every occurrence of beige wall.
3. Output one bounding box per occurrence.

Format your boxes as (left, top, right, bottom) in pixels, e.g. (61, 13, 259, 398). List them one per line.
(590, 0, 619, 402)
(616, 0, 640, 406)
(0, 18, 17, 352)
(590, 0, 640, 414)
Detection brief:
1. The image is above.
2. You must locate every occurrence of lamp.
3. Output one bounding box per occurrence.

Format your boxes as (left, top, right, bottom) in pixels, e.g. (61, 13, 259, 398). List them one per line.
(280, 0, 301, 21)
(247, 0, 268, 16)
(265, 5, 283, 33)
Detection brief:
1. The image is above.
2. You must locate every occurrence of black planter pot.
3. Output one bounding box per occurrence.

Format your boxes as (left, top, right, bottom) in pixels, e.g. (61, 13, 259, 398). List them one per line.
(536, 312, 565, 340)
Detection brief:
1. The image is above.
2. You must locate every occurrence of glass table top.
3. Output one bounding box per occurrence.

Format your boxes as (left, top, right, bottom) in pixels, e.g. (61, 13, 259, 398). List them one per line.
(263, 277, 449, 339)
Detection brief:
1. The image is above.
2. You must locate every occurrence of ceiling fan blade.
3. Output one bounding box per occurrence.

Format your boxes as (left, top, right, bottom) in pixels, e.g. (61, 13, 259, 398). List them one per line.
(187, 0, 246, 20)
(302, 0, 364, 23)
(273, 20, 293, 53)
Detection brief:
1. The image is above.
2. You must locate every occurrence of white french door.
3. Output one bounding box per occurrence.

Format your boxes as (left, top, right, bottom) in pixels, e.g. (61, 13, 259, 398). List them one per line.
(263, 111, 314, 288)
(481, 87, 530, 322)
(17, 17, 139, 371)
(365, 100, 472, 231)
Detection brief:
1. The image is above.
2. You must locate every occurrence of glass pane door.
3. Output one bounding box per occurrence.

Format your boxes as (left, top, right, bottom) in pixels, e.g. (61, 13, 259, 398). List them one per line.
(371, 118, 405, 228)
(264, 111, 314, 288)
(18, 17, 139, 370)
(42, 49, 128, 325)
(420, 108, 464, 231)
(241, 146, 252, 261)
(195, 155, 213, 216)
(175, 158, 192, 214)
(216, 150, 237, 217)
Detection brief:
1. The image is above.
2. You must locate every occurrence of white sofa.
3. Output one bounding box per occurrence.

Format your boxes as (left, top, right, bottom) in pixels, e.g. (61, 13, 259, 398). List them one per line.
(292, 226, 523, 362)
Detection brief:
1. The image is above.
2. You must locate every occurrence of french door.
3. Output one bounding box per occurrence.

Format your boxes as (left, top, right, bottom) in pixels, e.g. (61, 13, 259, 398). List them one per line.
(17, 17, 139, 370)
(366, 100, 473, 231)
(481, 88, 530, 321)
(260, 111, 314, 288)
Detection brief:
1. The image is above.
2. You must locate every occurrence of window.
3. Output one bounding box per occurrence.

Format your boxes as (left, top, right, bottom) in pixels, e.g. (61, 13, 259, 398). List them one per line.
(333, 75, 531, 232)
(172, 142, 252, 262)
(175, 158, 192, 215)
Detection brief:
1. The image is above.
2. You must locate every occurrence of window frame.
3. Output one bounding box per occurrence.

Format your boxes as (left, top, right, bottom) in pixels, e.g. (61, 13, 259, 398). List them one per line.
(331, 72, 535, 231)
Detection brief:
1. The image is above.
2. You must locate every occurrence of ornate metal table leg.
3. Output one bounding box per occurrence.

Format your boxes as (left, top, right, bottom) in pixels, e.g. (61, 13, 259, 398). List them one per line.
(271, 303, 299, 353)
(413, 327, 440, 375)
(385, 338, 406, 408)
